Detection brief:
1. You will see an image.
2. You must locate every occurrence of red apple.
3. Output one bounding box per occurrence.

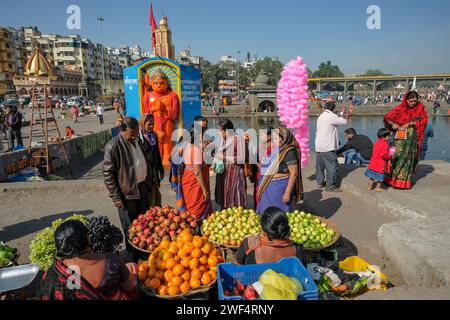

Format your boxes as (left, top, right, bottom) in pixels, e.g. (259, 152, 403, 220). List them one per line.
(169, 223, 177, 231)
(136, 231, 143, 237)
(155, 226, 161, 233)
(168, 213, 175, 220)
(190, 221, 198, 229)
(132, 237, 139, 245)
(158, 230, 166, 238)
(144, 228, 151, 236)
(132, 219, 139, 226)
(138, 214, 145, 221)
(136, 225, 143, 232)
(163, 219, 171, 228)
(139, 241, 146, 249)
(169, 230, 176, 237)
(180, 212, 188, 220)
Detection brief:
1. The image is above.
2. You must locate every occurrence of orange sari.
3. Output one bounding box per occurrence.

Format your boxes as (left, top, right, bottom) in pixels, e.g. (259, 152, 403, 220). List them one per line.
(181, 144, 213, 221)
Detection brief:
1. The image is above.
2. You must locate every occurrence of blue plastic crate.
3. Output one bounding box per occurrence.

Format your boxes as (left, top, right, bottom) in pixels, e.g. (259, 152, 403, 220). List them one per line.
(217, 257, 318, 300)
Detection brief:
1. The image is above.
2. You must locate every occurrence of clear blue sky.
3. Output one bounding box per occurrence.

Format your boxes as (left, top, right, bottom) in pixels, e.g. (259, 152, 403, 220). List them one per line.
(1, 0, 450, 75)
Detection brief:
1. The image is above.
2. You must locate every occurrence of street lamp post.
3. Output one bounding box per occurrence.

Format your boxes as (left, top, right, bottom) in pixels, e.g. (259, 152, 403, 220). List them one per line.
(236, 50, 241, 101)
(97, 16, 106, 96)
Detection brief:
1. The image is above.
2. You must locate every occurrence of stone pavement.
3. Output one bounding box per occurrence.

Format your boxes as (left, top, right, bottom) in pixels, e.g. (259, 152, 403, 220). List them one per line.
(338, 160, 450, 288)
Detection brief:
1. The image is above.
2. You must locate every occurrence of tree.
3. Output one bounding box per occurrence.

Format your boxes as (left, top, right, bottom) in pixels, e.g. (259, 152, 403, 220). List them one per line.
(313, 61, 345, 78)
(247, 57, 285, 86)
(359, 69, 392, 77)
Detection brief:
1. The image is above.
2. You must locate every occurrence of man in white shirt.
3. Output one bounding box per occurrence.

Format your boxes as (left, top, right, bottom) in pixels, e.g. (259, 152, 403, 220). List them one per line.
(96, 104, 105, 125)
(315, 102, 347, 192)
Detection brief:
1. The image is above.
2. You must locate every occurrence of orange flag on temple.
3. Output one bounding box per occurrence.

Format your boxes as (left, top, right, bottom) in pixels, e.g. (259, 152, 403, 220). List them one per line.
(150, 3, 158, 50)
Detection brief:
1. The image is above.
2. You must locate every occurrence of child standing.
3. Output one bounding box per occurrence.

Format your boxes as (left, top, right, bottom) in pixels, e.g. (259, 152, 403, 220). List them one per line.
(365, 128, 392, 192)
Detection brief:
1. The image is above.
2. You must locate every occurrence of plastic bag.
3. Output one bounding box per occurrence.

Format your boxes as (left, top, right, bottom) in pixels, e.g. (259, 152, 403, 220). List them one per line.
(214, 159, 225, 174)
(260, 285, 297, 300)
(339, 256, 388, 291)
(258, 270, 303, 300)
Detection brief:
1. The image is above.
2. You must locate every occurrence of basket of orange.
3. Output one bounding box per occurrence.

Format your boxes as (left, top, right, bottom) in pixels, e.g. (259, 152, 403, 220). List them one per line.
(138, 229, 223, 300)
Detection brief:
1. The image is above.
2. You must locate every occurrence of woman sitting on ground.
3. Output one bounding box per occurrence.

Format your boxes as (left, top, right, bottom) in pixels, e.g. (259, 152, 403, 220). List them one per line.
(39, 220, 139, 300)
(236, 207, 308, 265)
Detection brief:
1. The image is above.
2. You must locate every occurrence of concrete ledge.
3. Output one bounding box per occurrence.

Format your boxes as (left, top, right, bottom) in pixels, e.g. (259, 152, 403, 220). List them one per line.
(379, 219, 450, 288)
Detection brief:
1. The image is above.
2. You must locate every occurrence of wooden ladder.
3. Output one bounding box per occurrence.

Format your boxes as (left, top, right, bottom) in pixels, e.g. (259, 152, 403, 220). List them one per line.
(28, 83, 72, 177)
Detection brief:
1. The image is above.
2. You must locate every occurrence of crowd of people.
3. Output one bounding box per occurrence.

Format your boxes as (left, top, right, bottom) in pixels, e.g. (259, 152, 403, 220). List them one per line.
(317, 91, 433, 192)
(31, 90, 436, 300)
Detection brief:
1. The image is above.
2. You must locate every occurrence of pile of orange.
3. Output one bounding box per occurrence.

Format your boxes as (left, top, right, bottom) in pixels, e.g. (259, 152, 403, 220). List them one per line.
(138, 229, 224, 296)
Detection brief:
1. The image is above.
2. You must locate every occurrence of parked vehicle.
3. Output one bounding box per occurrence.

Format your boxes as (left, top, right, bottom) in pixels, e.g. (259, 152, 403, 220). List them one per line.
(67, 97, 82, 107)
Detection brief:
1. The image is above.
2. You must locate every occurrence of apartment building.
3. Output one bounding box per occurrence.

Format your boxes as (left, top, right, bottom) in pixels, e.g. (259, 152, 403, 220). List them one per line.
(0, 27, 15, 95)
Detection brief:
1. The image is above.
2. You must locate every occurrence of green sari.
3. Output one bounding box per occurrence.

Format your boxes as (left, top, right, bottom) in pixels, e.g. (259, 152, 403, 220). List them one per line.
(385, 127, 418, 189)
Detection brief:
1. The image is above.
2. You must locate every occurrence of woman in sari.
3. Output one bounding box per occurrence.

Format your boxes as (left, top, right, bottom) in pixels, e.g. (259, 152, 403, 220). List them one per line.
(139, 113, 164, 206)
(214, 119, 248, 209)
(39, 220, 139, 300)
(384, 91, 428, 189)
(181, 127, 213, 220)
(256, 127, 304, 215)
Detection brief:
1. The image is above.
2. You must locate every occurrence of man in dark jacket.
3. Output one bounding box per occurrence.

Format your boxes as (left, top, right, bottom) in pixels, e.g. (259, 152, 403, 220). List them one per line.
(337, 128, 373, 165)
(6, 106, 23, 151)
(103, 117, 162, 243)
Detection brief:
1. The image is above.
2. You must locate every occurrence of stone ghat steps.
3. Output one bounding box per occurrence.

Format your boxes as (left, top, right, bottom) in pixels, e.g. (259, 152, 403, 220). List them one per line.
(339, 161, 450, 288)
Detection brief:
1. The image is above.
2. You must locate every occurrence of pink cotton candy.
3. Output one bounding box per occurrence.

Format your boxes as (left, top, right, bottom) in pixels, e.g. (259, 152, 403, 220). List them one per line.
(277, 56, 310, 168)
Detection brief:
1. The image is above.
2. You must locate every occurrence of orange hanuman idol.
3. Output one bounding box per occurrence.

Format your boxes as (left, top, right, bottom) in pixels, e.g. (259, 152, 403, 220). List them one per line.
(143, 69, 180, 165)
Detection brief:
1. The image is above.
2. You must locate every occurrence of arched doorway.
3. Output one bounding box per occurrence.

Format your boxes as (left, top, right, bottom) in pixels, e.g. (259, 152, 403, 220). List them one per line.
(258, 100, 276, 112)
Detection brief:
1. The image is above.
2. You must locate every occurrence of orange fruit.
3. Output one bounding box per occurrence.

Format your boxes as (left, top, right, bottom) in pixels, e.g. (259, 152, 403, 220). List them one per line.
(201, 272, 212, 286)
(176, 241, 184, 250)
(174, 255, 181, 263)
(173, 264, 185, 276)
(170, 276, 183, 287)
(162, 251, 173, 261)
(144, 278, 153, 288)
(180, 257, 190, 268)
(183, 242, 194, 254)
(156, 260, 166, 271)
(217, 255, 224, 263)
(209, 266, 217, 274)
(163, 270, 174, 283)
(180, 281, 191, 294)
(201, 243, 212, 255)
(165, 258, 176, 270)
(155, 271, 164, 280)
(179, 231, 193, 243)
(160, 240, 171, 249)
(181, 270, 191, 281)
(199, 255, 208, 265)
(191, 268, 202, 280)
(209, 270, 217, 281)
(190, 278, 201, 290)
(179, 229, 193, 238)
(158, 284, 169, 296)
(177, 248, 187, 259)
(191, 248, 202, 259)
(189, 258, 199, 270)
(192, 236, 203, 248)
(150, 278, 161, 290)
(208, 256, 218, 267)
(138, 262, 149, 273)
(169, 243, 179, 254)
(199, 265, 208, 272)
(148, 266, 157, 279)
(168, 286, 180, 296)
(138, 270, 148, 282)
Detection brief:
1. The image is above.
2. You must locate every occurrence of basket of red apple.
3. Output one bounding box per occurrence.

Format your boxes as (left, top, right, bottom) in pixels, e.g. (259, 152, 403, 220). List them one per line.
(127, 205, 199, 254)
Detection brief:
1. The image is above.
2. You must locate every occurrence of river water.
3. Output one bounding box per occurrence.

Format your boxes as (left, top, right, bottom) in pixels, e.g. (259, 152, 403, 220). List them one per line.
(209, 116, 450, 162)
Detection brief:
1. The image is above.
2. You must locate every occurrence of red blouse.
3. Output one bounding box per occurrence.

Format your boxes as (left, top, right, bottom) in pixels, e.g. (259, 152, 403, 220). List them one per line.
(368, 139, 390, 174)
